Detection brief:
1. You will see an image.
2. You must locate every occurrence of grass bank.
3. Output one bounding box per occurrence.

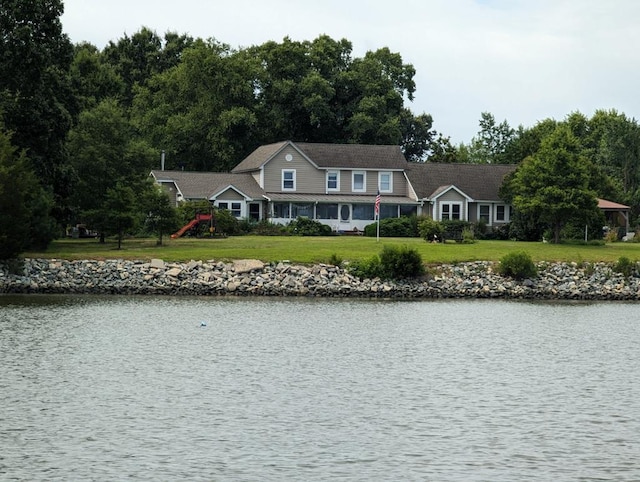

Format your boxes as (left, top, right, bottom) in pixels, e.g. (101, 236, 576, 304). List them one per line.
(24, 236, 640, 265)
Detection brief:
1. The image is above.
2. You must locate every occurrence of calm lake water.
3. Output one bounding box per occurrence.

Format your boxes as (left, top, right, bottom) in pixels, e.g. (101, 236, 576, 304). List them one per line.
(1, 295, 639, 481)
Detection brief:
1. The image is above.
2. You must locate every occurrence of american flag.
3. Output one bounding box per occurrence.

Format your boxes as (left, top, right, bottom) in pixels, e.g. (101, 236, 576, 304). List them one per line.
(374, 190, 381, 216)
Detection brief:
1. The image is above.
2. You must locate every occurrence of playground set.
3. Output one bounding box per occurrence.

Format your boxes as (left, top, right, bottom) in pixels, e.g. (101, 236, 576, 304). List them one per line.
(171, 212, 215, 239)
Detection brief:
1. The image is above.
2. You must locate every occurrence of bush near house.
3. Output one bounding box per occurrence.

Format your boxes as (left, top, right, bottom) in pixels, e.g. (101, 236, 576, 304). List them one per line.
(287, 217, 333, 236)
(364, 216, 419, 237)
(419, 218, 444, 242)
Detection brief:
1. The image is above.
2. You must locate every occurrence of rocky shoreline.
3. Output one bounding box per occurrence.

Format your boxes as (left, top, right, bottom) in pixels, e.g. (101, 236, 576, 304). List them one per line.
(1, 258, 640, 300)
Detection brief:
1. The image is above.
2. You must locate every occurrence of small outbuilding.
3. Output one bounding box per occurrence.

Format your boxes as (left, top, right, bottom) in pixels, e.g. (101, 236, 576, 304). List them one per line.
(598, 198, 631, 233)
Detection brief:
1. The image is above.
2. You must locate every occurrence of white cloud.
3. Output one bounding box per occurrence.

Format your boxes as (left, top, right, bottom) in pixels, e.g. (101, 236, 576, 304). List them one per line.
(61, 0, 640, 144)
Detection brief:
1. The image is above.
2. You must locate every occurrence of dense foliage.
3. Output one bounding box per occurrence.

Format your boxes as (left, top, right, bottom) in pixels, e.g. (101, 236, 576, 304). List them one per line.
(3, 4, 640, 255)
(0, 127, 56, 259)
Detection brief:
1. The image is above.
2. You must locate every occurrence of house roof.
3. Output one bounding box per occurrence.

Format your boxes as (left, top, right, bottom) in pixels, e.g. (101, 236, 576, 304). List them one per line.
(598, 198, 630, 210)
(406, 163, 517, 201)
(231, 141, 289, 173)
(232, 140, 409, 173)
(150, 170, 265, 200)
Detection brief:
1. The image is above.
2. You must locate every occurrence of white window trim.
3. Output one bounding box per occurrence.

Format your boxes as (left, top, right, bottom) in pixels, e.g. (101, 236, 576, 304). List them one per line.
(378, 171, 393, 193)
(495, 204, 510, 223)
(216, 200, 245, 218)
(439, 201, 464, 221)
(326, 170, 340, 192)
(352, 171, 366, 193)
(478, 204, 492, 225)
(282, 169, 296, 191)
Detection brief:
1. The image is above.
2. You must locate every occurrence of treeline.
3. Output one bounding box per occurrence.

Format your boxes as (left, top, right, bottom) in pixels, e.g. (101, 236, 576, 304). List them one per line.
(1, 1, 446, 257)
(2, 1, 640, 258)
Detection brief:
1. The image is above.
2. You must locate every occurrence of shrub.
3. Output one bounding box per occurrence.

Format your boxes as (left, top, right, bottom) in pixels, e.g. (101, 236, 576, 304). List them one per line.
(462, 228, 476, 244)
(483, 222, 510, 240)
(327, 253, 343, 267)
(497, 251, 538, 280)
(348, 245, 425, 280)
(287, 217, 332, 236)
(215, 209, 241, 235)
(379, 245, 425, 279)
(613, 256, 636, 278)
(348, 255, 384, 279)
(364, 216, 417, 237)
(419, 218, 444, 242)
(252, 220, 287, 236)
(604, 228, 619, 243)
(441, 220, 472, 242)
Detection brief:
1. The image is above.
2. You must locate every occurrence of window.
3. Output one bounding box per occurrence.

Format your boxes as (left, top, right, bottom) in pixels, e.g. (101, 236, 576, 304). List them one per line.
(479, 204, 490, 224)
(400, 205, 417, 217)
(327, 171, 339, 191)
(230, 202, 242, 218)
(352, 204, 375, 220)
(291, 203, 313, 218)
(340, 204, 350, 221)
(441, 202, 462, 220)
(273, 203, 290, 218)
(352, 171, 366, 192)
(496, 205, 509, 222)
(218, 201, 242, 217)
(282, 170, 296, 191)
(379, 172, 392, 193)
(316, 204, 338, 219)
(380, 204, 398, 219)
(249, 203, 260, 221)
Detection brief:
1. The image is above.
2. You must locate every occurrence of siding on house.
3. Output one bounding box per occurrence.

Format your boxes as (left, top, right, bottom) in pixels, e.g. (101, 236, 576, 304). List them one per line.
(153, 142, 521, 232)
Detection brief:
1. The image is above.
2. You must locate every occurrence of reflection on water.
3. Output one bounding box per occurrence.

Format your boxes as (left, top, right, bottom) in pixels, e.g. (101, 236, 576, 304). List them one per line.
(1, 295, 639, 481)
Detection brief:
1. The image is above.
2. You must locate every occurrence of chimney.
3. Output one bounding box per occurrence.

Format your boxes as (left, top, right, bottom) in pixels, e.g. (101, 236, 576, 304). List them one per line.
(161, 150, 165, 171)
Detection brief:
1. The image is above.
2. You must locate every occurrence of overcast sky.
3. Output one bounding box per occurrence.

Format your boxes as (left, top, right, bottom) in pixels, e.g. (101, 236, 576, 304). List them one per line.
(61, 0, 640, 145)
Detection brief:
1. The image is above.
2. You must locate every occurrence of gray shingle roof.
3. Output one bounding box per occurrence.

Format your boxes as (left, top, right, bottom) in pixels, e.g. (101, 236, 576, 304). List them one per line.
(231, 141, 288, 173)
(406, 163, 517, 201)
(232, 140, 408, 172)
(150, 170, 265, 200)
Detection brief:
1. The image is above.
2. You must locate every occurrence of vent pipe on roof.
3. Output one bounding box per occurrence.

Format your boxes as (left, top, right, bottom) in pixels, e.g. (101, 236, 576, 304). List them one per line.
(161, 150, 165, 171)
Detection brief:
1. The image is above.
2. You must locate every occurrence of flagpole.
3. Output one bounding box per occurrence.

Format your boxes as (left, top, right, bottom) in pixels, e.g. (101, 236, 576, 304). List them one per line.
(375, 190, 381, 242)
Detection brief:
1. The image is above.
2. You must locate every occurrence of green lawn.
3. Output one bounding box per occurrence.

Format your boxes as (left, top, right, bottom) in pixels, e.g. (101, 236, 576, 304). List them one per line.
(24, 236, 640, 265)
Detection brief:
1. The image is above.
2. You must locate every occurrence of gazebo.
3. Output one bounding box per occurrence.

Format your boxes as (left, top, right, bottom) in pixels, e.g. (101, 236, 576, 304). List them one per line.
(598, 198, 630, 233)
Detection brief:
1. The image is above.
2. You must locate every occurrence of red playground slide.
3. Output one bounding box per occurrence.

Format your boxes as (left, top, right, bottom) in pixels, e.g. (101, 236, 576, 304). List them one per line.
(171, 213, 212, 238)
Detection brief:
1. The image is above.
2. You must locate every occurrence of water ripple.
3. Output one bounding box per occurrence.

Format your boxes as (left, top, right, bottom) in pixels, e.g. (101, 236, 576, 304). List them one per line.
(1, 296, 640, 480)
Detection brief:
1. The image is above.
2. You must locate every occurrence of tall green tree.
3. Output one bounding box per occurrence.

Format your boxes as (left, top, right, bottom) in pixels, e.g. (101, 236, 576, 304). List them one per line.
(70, 42, 124, 110)
(102, 27, 194, 107)
(0, 126, 56, 259)
(502, 119, 558, 165)
(462, 112, 515, 164)
(101, 182, 137, 249)
(141, 184, 179, 245)
(585, 109, 640, 207)
(67, 98, 156, 230)
(0, 0, 76, 223)
(501, 125, 599, 243)
(132, 38, 257, 171)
